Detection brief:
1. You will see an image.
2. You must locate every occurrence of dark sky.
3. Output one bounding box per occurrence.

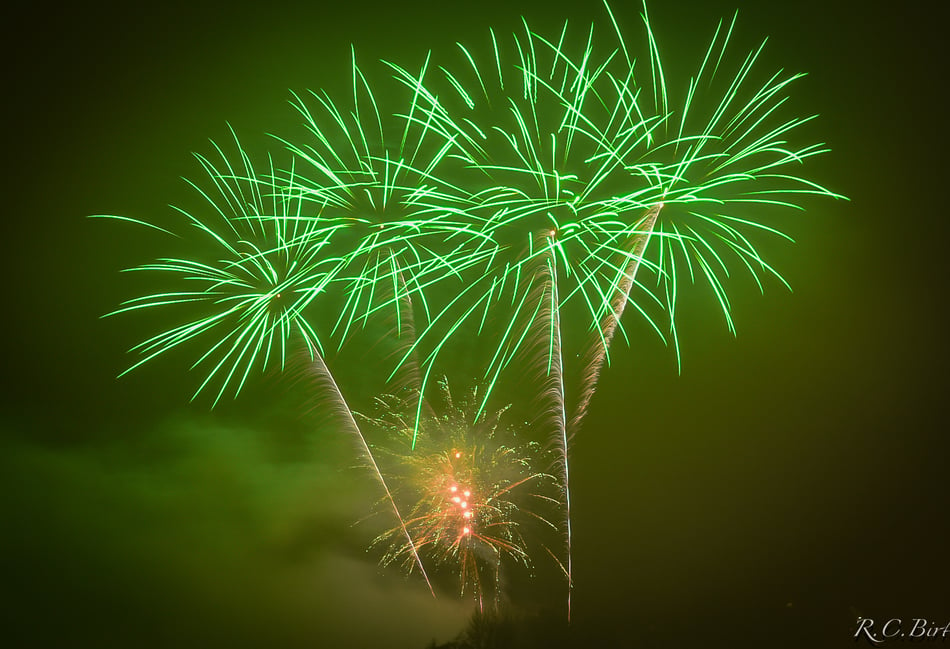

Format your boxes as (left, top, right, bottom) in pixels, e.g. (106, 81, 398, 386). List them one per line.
(1, 1, 947, 648)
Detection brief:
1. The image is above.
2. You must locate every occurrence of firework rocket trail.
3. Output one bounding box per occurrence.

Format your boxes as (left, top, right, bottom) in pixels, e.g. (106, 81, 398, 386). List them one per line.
(535, 231, 573, 619)
(305, 351, 435, 596)
(477, 230, 575, 614)
(569, 203, 661, 436)
(381, 253, 443, 450)
(391, 260, 423, 396)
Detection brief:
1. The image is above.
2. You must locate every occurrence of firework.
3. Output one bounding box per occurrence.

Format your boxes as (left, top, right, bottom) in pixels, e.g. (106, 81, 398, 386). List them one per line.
(275, 50, 495, 365)
(94, 0, 846, 619)
(359, 380, 561, 611)
(385, 0, 845, 411)
(374, 4, 843, 613)
(94, 129, 337, 405)
(98, 3, 844, 414)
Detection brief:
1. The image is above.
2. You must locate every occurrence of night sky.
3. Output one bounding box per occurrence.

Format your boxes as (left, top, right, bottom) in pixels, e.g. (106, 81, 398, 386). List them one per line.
(1, 1, 947, 648)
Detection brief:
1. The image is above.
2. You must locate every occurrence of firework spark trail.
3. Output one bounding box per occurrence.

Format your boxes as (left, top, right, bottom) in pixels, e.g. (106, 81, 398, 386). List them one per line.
(569, 203, 661, 436)
(477, 229, 574, 613)
(535, 231, 572, 619)
(375, 250, 441, 441)
(305, 351, 435, 596)
(387, 256, 424, 394)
